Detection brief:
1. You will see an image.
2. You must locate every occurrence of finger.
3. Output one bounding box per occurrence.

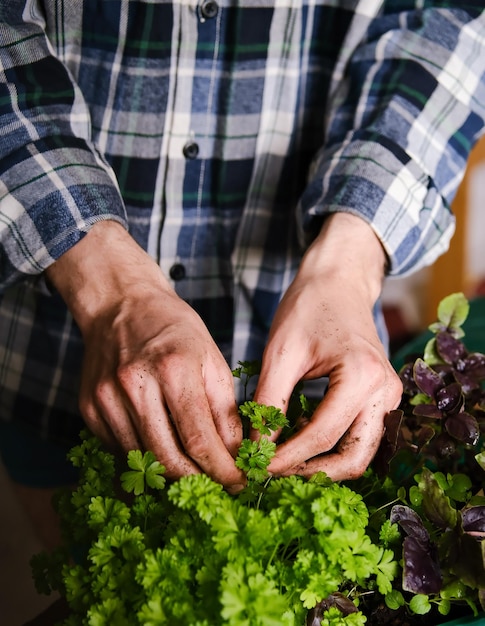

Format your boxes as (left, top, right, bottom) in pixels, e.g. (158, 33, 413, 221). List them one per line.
(79, 376, 137, 451)
(170, 392, 246, 486)
(203, 364, 243, 458)
(80, 401, 118, 450)
(161, 369, 245, 487)
(284, 410, 387, 481)
(117, 369, 201, 479)
(266, 379, 365, 474)
(92, 379, 143, 452)
(267, 354, 402, 475)
(140, 407, 201, 479)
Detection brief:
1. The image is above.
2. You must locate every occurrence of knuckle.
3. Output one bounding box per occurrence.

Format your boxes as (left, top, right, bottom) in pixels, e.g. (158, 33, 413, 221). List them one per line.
(182, 432, 210, 462)
(116, 363, 140, 387)
(93, 377, 115, 403)
(314, 429, 335, 452)
(355, 348, 403, 402)
(363, 352, 390, 389)
(158, 352, 196, 385)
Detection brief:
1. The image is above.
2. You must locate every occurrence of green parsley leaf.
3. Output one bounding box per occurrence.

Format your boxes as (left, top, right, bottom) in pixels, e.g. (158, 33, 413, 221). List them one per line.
(120, 450, 165, 495)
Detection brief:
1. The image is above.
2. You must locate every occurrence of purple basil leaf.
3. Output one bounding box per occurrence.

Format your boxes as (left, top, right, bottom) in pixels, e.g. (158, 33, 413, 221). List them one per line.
(400, 363, 419, 394)
(413, 404, 443, 419)
(413, 359, 443, 398)
(445, 532, 485, 589)
(401, 535, 442, 594)
(306, 594, 358, 625)
(436, 383, 463, 414)
(463, 352, 485, 377)
(433, 432, 457, 459)
(436, 332, 467, 364)
(390, 505, 430, 545)
(373, 440, 397, 477)
(462, 506, 485, 534)
(444, 412, 480, 446)
(415, 425, 436, 450)
(434, 363, 454, 377)
(453, 370, 480, 395)
(332, 593, 359, 615)
(392, 506, 443, 593)
(383, 410, 404, 447)
(306, 604, 323, 626)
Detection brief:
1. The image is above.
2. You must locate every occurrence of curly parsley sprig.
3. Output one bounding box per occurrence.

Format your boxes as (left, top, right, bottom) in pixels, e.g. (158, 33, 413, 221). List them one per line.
(31, 403, 397, 626)
(235, 400, 288, 484)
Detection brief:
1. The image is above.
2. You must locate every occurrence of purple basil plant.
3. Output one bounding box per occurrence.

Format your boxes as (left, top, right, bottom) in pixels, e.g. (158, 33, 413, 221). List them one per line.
(373, 293, 485, 617)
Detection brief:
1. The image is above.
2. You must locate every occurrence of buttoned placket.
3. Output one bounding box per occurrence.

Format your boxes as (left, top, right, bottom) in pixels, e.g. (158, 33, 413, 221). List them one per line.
(154, 2, 200, 284)
(156, 0, 222, 292)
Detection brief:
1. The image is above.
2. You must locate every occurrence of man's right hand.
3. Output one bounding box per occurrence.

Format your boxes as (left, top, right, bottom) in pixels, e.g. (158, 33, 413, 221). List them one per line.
(45, 220, 245, 491)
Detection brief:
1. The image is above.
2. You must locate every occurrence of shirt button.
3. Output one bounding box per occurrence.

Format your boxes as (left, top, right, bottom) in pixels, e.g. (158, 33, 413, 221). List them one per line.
(182, 141, 199, 159)
(200, 0, 218, 19)
(169, 263, 186, 281)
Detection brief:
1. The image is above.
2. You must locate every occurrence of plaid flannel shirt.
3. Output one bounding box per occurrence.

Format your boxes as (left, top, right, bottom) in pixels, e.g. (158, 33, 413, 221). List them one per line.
(1, 0, 485, 444)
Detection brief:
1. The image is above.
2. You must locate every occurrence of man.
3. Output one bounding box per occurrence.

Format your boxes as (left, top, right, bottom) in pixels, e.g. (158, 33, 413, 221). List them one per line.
(1, 0, 484, 545)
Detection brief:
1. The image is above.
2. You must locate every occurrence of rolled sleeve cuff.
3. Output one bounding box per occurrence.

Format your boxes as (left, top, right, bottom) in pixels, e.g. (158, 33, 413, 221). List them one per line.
(0, 140, 128, 290)
(298, 132, 456, 277)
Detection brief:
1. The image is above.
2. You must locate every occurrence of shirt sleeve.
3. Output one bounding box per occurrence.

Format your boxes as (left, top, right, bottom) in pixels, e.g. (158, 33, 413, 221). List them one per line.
(298, 4, 485, 277)
(0, 5, 128, 292)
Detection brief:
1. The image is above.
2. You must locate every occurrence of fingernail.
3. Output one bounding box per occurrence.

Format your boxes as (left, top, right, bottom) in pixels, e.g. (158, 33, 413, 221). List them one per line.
(227, 483, 246, 496)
